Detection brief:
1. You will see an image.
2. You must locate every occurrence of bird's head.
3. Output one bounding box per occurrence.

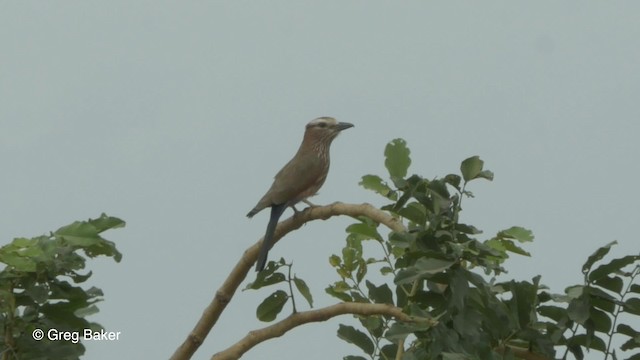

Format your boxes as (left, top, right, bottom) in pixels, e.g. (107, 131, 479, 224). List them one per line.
(304, 117, 354, 144)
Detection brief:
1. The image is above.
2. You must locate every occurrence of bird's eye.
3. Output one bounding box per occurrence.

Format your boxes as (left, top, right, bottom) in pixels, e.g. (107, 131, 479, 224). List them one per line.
(317, 122, 327, 128)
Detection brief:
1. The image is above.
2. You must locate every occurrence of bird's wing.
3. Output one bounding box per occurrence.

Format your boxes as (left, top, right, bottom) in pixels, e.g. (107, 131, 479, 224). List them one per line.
(268, 154, 325, 205)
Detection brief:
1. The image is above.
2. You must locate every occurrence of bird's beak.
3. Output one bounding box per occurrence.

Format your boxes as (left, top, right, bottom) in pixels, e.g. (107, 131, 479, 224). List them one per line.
(336, 122, 354, 131)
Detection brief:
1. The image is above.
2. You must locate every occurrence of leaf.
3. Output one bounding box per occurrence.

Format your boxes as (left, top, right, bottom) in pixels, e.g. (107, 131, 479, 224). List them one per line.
(293, 277, 313, 307)
(87, 214, 126, 233)
(497, 226, 534, 242)
(384, 139, 411, 179)
(590, 308, 612, 333)
(385, 321, 433, 341)
(582, 241, 617, 274)
(74, 304, 100, 318)
(477, 170, 494, 181)
(0, 251, 37, 272)
(538, 305, 568, 322)
(256, 290, 288, 322)
(444, 174, 462, 190)
(460, 156, 484, 182)
(414, 257, 456, 274)
(389, 231, 415, 249)
(501, 239, 532, 257)
(54, 218, 123, 262)
(566, 333, 607, 352)
(398, 202, 427, 225)
(325, 286, 353, 302)
(346, 223, 382, 242)
(359, 175, 396, 200)
(337, 324, 374, 356)
(594, 276, 624, 294)
(246, 269, 286, 290)
(617, 323, 640, 338)
(567, 294, 590, 324)
(588, 255, 640, 282)
(394, 258, 456, 285)
(365, 281, 393, 305)
(624, 298, 640, 316)
(360, 316, 384, 338)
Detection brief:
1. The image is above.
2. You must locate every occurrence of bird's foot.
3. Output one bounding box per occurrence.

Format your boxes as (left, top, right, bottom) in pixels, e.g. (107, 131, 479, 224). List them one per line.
(302, 199, 318, 208)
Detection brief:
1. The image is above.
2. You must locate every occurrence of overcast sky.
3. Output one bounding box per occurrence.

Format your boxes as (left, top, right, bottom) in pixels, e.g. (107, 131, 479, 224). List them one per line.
(1, 2, 639, 360)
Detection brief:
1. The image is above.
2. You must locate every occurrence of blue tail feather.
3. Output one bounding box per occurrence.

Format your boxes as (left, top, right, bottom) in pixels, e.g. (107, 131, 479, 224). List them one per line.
(255, 203, 287, 271)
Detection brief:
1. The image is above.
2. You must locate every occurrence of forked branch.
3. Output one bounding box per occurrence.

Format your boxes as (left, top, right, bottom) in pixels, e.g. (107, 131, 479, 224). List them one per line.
(170, 202, 403, 360)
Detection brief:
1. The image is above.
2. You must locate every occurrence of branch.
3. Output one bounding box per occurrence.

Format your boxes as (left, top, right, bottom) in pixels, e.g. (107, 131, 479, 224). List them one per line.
(170, 202, 403, 360)
(212, 302, 424, 360)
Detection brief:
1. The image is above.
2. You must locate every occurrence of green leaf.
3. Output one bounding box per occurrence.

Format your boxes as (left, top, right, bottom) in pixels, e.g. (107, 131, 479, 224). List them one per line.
(414, 258, 456, 274)
(325, 286, 353, 302)
(588, 255, 640, 282)
(293, 277, 313, 307)
(246, 269, 286, 290)
(590, 308, 612, 333)
(360, 316, 384, 338)
(398, 202, 427, 225)
(394, 258, 455, 285)
(501, 239, 532, 257)
(389, 231, 415, 249)
(594, 276, 624, 294)
(460, 156, 484, 182)
(343, 356, 368, 360)
(385, 321, 433, 341)
(337, 324, 374, 356)
(624, 298, 640, 316)
(88, 213, 126, 233)
(359, 175, 396, 200)
(621, 337, 640, 351)
(497, 226, 534, 242)
(53, 214, 124, 262)
(582, 240, 617, 274)
(617, 324, 640, 338)
(444, 174, 462, 190)
(366, 281, 393, 305)
(566, 333, 607, 352)
(379, 344, 399, 359)
(0, 251, 37, 272)
(477, 170, 494, 181)
(631, 284, 640, 294)
(74, 304, 100, 318)
(538, 305, 568, 322)
(346, 222, 382, 242)
(256, 290, 288, 322)
(384, 139, 411, 179)
(617, 324, 640, 351)
(567, 293, 590, 324)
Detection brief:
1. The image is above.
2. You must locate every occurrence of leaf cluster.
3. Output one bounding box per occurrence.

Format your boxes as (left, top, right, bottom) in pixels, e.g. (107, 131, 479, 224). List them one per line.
(0, 214, 124, 360)
(329, 139, 640, 360)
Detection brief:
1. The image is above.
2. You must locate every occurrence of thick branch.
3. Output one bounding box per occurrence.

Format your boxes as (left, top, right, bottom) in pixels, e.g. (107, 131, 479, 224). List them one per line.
(170, 202, 402, 360)
(212, 302, 421, 360)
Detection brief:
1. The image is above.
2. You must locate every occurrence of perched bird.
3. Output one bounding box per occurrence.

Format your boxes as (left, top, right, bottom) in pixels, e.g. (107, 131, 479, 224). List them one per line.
(247, 117, 354, 271)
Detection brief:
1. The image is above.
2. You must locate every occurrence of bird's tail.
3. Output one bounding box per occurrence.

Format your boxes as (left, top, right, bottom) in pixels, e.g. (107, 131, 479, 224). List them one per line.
(255, 203, 287, 272)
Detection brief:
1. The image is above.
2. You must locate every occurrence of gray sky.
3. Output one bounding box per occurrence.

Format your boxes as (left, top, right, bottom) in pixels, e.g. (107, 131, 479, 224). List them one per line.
(1, 2, 639, 360)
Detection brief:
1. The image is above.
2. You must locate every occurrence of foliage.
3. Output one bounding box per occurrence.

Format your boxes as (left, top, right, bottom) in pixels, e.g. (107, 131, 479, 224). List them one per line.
(329, 139, 640, 360)
(0, 214, 124, 360)
(245, 259, 313, 321)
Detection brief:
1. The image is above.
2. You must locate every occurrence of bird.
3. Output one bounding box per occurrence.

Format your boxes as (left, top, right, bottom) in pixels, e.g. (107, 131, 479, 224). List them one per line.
(247, 117, 354, 272)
